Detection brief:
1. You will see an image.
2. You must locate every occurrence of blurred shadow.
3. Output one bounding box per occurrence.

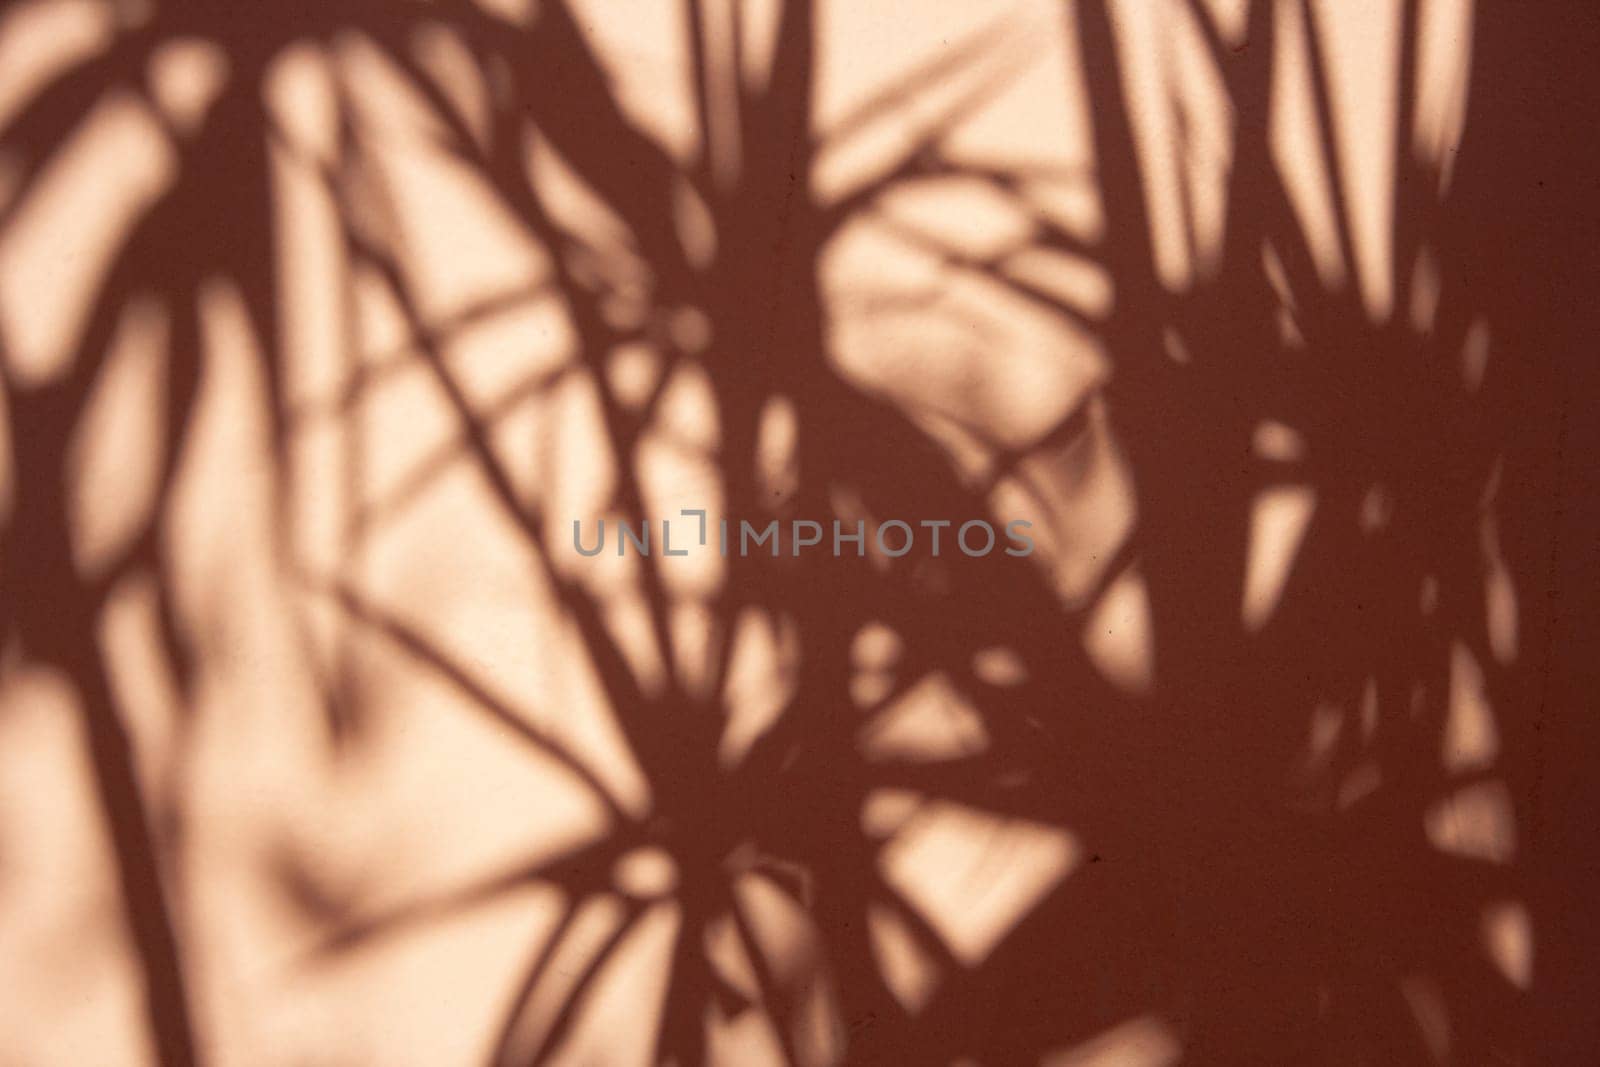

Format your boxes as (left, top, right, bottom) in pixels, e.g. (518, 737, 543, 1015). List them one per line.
(0, 0, 1595, 1064)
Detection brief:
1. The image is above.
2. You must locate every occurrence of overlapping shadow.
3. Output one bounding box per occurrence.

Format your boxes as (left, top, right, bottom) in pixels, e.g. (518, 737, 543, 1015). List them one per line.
(0, 0, 1595, 1064)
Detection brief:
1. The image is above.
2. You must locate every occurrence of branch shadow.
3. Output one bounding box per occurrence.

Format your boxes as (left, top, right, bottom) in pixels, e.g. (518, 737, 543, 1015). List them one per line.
(0, 0, 1595, 1064)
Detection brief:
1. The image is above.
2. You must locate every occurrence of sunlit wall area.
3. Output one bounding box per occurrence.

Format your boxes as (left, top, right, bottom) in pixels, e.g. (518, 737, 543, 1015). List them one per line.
(0, 0, 1594, 1064)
